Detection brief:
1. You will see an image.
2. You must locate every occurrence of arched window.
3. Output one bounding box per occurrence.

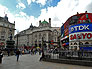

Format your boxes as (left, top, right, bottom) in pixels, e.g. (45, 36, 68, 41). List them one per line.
(85, 42, 89, 45)
(74, 42, 77, 45)
(79, 42, 83, 45)
(70, 43, 72, 45)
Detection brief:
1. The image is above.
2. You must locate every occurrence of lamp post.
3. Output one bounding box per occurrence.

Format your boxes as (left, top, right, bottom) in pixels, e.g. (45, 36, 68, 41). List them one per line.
(42, 37, 44, 51)
(41, 37, 45, 59)
(16, 34, 19, 50)
(16, 30, 19, 50)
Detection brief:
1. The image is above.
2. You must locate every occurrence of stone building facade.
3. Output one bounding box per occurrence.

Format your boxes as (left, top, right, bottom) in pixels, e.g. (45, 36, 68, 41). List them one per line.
(14, 18, 60, 49)
(0, 15, 15, 49)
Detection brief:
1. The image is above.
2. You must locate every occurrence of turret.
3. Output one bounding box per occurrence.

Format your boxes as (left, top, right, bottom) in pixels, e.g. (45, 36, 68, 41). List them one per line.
(49, 18, 51, 27)
(39, 20, 41, 27)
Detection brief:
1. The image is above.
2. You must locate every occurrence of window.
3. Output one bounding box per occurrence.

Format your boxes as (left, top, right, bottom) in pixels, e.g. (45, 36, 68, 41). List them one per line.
(70, 43, 72, 45)
(79, 42, 83, 45)
(39, 33, 41, 39)
(55, 37, 57, 42)
(74, 46, 77, 50)
(74, 42, 77, 45)
(71, 46, 73, 49)
(35, 34, 37, 37)
(1, 36, 4, 39)
(85, 42, 89, 44)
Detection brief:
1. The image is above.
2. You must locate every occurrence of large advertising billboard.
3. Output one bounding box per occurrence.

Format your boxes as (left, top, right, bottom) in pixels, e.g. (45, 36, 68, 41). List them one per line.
(69, 32, 92, 41)
(69, 23, 92, 34)
(69, 23, 92, 41)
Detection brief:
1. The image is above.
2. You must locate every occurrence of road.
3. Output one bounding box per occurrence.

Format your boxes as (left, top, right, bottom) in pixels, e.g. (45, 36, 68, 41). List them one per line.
(0, 53, 92, 69)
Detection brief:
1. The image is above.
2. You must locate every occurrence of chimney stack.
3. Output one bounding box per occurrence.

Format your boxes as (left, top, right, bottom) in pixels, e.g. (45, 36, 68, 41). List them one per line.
(77, 12, 79, 15)
(39, 20, 41, 23)
(49, 18, 51, 27)
(85, 11, 87, 13)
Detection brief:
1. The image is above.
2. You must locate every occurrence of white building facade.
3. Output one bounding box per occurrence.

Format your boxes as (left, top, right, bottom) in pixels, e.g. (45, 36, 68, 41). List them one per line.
(14, 18, 60, 49)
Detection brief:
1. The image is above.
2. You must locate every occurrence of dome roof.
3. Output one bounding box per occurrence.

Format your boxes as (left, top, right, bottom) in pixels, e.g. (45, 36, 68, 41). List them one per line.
(41, 20, 48, 24)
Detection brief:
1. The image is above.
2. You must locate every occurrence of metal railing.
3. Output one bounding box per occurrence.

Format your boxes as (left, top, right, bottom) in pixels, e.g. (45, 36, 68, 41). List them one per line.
(44, 50, 92, 61)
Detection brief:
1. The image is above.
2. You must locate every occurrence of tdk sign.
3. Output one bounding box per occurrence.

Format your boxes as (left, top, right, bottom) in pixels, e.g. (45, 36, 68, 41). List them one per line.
(69, 23, 92, 34)
(71, 25, 89, 32)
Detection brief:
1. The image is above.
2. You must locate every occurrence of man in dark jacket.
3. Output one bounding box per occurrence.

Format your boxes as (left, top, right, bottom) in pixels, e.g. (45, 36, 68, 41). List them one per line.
(16, 49, 20, 62)
(0, 50, 3, 63)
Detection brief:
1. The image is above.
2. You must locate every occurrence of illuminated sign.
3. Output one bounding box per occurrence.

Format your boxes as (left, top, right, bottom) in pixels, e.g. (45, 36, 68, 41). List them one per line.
(69, 23, 92, 34)
(69, 32, 92, 41)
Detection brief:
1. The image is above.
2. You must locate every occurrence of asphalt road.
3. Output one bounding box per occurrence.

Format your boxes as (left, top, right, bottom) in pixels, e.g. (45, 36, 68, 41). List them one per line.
(0, 53, 92, 69)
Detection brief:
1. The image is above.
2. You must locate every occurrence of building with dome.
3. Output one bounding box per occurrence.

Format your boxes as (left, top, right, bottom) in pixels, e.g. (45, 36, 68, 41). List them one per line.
(14, 18, 60, 49)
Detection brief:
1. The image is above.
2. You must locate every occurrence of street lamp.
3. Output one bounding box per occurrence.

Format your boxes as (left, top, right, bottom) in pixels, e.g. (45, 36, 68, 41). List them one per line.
(16, 30, 19, 50)
(16, 34, 19, 49)
(41, 37, 45, 58)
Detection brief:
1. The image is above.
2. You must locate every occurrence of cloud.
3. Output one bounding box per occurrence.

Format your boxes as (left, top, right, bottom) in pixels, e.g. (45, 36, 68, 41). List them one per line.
(0, 4, 15, 23)
(53, 16, 60, 21)
(0, 4, 29, 33)
(37, 0, 92, 27)
(1, 0, 92, 34)
(32, 0, 36, 2)
(0, 5, 8, 17)
(27, 0, 47, 6)
(27, 0, 31, 5)
(15, 11, 39, 32)
(16, 2, 26, 10)
(36, 0, 47, 6)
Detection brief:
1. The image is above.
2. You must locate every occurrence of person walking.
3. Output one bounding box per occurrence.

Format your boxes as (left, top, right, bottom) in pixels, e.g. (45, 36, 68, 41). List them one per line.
(0, 50, 3, 64)
(7, 50, 10, 56)
(39, 49, 45, 61)
(16, 49, 20, 62)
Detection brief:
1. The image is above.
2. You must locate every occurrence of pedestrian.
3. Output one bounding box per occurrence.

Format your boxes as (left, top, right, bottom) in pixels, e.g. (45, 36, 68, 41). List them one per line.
(39, 49, 41, 55)
(16, 49, 20, 62)
(39, 50, 45, 61)
(7, 50, 10, 56)
(0, 50, 3, 64)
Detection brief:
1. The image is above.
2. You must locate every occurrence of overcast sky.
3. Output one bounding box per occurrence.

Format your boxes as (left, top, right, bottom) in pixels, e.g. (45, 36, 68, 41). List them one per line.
(0, 0, 92, 34)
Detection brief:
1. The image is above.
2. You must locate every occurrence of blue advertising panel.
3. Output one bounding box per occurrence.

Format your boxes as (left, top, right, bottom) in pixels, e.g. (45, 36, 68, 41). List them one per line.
(80, 47, 92, 50)
(69, 23, 92, 34)
(61, 24, 64, 37)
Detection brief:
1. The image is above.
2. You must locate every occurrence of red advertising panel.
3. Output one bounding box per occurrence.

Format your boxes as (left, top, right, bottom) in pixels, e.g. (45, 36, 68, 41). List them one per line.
(64, 28, 69, 36)
(78, 13, 92, 23)
(64, 19, 70, 36)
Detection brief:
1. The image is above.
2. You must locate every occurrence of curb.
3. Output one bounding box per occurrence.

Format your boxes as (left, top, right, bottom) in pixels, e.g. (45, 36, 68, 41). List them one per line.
(43, 58, 92, 67)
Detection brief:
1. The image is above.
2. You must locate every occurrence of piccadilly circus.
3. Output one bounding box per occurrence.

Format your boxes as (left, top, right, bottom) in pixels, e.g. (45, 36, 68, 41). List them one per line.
(61, 11, 92, 50)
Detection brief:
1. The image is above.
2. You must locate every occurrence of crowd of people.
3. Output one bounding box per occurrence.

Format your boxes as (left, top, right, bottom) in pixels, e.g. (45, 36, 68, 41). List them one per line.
(0, 47, 43, 64)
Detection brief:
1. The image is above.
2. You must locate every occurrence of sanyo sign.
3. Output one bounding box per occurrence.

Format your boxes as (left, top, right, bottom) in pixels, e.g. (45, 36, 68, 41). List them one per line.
(69, 23, 92, 34)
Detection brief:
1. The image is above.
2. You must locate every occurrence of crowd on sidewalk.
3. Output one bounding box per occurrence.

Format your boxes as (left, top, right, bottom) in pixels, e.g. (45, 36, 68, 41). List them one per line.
(0, 47, 43, 64)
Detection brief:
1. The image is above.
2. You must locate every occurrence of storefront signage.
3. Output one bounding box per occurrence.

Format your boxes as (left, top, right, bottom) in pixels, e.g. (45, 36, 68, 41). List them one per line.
(69, 32, 92, 41)
(69, 23, 92, 34)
